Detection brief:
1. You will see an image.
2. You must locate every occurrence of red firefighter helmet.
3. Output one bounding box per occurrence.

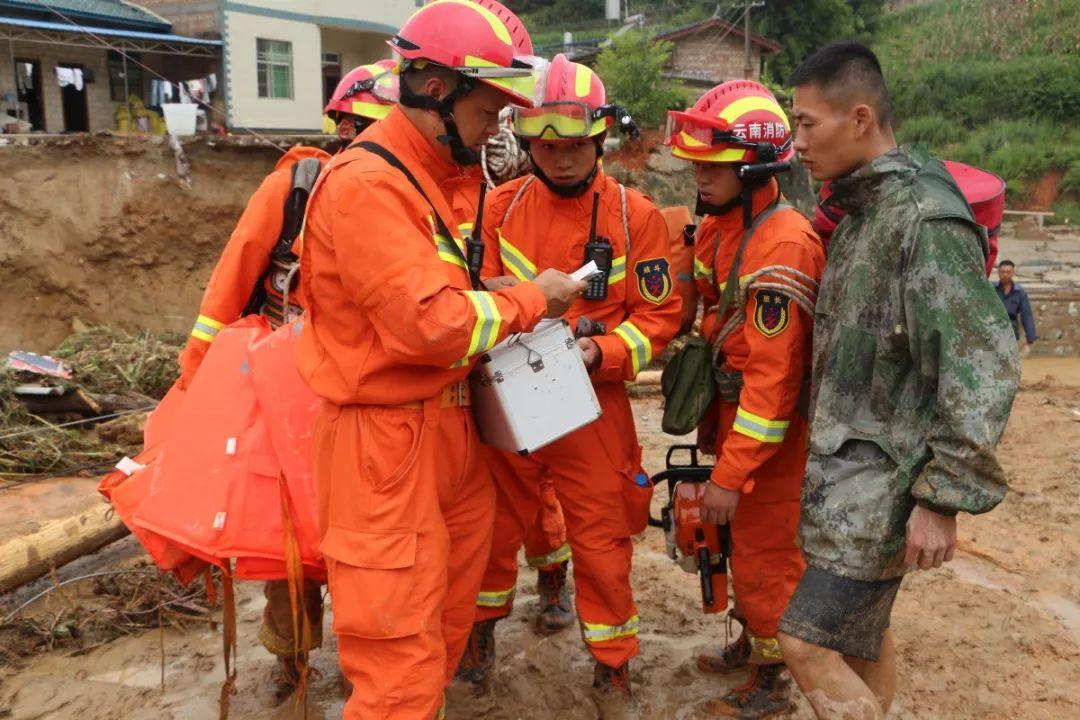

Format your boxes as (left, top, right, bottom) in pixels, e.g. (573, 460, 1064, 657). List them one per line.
(511, 53, 614, 140)
(473, 0, 533, 55)
(324, 59, 398, 121)
(389, 0, 539, 107)
(666, 80, 793, 163)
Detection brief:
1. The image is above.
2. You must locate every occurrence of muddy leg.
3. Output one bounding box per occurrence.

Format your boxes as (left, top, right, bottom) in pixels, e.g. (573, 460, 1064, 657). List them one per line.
(843, 629, 896, 713)
(778, 632, 883, 720)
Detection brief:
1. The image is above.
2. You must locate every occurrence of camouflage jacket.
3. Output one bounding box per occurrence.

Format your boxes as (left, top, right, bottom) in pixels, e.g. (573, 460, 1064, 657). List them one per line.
(800, 146, 1019, 581)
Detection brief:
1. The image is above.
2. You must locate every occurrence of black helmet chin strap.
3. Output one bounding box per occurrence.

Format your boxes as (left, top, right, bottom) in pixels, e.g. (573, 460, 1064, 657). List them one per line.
(398, 68, 481, 166)
(518, 134, 604, 199)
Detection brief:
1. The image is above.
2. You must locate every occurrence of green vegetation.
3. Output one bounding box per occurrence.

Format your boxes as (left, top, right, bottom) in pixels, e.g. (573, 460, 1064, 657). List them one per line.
(877, 0, 1080, 219)
(595, 31, 686, 126)
(509, 0, 1080, 219)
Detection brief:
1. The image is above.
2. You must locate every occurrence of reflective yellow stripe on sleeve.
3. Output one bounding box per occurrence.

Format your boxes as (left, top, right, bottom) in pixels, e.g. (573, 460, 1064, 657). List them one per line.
(497, 230, 537, 282)
(190, 314, 224, 343)
(612, 320, 652, 376)
(732, 406, 790, 443)
(582, 614, 640, 643)
(463, 291, 502, 357)
(694, 257, 714, 282)
(476, 586, 515, 608)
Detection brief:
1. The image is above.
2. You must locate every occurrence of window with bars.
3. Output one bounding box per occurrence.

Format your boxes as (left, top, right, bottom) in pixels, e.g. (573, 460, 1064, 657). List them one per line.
(256, 38, 293, 99)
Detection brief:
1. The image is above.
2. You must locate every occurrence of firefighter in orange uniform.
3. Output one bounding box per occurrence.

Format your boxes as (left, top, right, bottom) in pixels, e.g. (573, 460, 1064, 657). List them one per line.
(459, 55, 681, 719)
(174, 61, 397, 702)
(666, 81, 825, 718)
(294, 4, 585, 718)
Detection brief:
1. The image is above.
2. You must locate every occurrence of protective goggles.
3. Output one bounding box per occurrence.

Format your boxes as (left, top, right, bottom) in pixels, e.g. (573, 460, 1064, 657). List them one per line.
(660, 110, 790, 157)
(512, 102, 635, 139)
(664, 111, 744, 152)
(343, 69, 399, 105)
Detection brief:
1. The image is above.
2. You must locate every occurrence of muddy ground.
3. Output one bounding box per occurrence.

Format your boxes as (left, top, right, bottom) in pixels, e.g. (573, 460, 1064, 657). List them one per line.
(1, 359, 1078, 720)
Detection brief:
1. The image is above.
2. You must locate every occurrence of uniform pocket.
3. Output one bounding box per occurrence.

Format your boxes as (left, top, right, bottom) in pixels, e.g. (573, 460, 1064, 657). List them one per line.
(621, 443, 653, 536)
(623, 470, 654, 536)
(360, 407, 425, 494)
(321, 525, 426, 639)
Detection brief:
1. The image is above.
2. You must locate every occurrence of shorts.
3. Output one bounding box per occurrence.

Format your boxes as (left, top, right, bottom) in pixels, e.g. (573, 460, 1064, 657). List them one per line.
(778, 566, 902, 661)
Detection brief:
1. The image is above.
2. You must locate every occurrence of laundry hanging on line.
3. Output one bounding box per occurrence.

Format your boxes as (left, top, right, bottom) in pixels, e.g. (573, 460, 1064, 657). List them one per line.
(54, 67, 84, 91)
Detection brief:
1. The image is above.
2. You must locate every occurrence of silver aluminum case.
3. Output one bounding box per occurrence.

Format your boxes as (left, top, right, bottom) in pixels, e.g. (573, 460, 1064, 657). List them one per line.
(471, 319, 603, 454)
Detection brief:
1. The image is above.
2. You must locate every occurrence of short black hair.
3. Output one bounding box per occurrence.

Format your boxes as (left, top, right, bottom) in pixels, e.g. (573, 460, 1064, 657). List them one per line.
(998, 259, 1015, 268)
(787, 41, 892, 126)
(402, 62, 461, 95)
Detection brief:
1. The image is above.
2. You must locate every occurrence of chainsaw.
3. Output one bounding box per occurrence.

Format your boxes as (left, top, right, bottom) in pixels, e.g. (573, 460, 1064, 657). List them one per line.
(649, 444, 731, 614)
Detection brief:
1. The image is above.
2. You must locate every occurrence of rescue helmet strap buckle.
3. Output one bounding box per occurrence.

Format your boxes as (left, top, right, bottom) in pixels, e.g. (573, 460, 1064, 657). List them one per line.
(398, 63, 481, 166)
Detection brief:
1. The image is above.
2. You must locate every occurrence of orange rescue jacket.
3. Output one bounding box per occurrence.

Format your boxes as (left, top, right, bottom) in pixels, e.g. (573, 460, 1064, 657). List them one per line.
(481, 170, 682, 383)
(295, 107, 547, 406)
(693, 180, 825, 492)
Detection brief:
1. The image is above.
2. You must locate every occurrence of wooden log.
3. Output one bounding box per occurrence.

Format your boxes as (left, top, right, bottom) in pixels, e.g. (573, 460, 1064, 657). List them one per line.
(0, 477, 130, 593)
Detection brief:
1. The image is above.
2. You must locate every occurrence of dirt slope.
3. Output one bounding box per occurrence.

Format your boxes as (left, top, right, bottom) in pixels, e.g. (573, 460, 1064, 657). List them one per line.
(1, 374, 1078, 719)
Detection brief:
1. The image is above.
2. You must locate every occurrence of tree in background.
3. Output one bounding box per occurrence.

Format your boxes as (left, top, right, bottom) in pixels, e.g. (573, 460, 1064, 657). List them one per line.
(754, 0, 886, 82)
(595, 30, 686, 126)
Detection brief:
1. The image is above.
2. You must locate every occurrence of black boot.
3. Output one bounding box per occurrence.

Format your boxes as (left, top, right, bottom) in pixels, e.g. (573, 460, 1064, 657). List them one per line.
(454, 619, 497, 684)
(591, 661, 640, 719)
(535, 561, 574, 635)
(708, 663, 794, 719)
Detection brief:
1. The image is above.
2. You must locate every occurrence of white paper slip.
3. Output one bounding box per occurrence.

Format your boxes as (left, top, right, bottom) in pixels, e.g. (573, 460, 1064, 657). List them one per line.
(114, 456, 145, 477)
(571, 260, 602, 281)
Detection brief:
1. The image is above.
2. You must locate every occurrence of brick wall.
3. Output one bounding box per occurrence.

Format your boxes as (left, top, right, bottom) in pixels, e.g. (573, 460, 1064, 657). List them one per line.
(666, 29, 763, 84)
(136, 0, 222, 37)
(1, 43, 118, 133)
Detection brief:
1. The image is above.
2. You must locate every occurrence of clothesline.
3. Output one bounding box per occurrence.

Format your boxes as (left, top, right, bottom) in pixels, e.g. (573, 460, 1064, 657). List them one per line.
(147, 73, 218, 107)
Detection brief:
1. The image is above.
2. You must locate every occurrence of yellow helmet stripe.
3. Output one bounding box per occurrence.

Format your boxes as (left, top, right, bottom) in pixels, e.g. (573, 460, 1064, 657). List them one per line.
(717, 96, 788, 129)
(429, 0, 512, 47)
(575, 64, 593, 98)
(351, 101, 391, 120)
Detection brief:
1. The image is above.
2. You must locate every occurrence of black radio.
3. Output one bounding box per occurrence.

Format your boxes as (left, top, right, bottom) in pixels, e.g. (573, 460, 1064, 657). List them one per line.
(583, 192, 612, 301)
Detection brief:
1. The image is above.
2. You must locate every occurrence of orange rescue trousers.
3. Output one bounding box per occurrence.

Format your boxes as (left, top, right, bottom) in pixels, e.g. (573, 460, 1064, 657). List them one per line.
(476, 383, 651, 668)
(313, 396, 494, 720)
(714, 400, 805, 663)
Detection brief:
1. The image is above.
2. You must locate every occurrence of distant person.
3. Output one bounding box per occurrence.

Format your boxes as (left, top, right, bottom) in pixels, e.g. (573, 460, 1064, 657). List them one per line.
(778, 41, 1019, 720)
(995, 259, 1038, 346)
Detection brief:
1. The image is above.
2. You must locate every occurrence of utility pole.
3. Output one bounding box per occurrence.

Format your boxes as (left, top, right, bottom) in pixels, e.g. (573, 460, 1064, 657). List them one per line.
(742, 1, 765, 79)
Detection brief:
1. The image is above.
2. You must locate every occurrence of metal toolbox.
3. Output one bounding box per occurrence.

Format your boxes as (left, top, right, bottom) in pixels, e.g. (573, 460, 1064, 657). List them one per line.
(471, 319, 602, 454)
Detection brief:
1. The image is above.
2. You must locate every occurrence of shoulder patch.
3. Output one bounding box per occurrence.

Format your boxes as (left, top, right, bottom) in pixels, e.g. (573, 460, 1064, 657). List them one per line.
(634, 257, 672, 304)
(752, 289, 790, 337)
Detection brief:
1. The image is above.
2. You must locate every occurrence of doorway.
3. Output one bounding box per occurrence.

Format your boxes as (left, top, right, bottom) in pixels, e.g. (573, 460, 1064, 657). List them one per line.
(57, 63, 89, 132)
(14, 58, 45, 131)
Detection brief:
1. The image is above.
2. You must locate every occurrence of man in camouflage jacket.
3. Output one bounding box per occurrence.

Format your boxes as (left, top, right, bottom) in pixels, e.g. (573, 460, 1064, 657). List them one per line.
(776, 42, 1018, 720)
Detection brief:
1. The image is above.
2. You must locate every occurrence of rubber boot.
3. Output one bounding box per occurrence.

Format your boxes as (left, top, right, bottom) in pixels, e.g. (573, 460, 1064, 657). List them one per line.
(535, 561, 574, 636)
(707, 663, 794, 719)
(454, 619, 497, 685)
(697, 626, 751, 674)
(591, 661, 640, 720)
(269, 653, 304, 706)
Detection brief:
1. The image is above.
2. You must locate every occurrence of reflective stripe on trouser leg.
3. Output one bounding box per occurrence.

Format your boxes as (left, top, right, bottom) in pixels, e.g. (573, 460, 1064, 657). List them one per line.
(476, 586, 515, 609)
(580, 614, 640, 644)
(526, 542, 572, 569)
